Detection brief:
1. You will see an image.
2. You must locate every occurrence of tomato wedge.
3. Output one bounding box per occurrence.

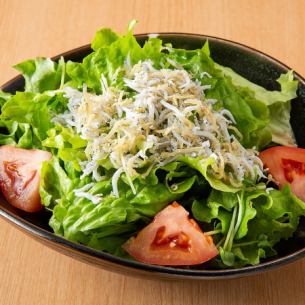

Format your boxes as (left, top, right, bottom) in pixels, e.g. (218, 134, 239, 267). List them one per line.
(259, 146, 305, 202)
(123, 202, 218, 266)
(0, 145, 51, 212)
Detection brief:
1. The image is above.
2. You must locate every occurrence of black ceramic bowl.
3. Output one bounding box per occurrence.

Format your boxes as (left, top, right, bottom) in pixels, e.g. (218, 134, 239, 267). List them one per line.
(1, 33, 305, 280)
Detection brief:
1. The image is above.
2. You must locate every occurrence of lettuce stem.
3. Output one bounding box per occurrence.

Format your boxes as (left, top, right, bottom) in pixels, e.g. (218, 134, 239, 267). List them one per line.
(205, 229, 222, 236)
(223, 205, 237, 251)
(234, 190, 244, 235)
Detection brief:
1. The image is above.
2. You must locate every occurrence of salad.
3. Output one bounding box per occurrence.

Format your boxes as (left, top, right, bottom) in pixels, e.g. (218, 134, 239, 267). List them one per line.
(0, 22, 305, 269)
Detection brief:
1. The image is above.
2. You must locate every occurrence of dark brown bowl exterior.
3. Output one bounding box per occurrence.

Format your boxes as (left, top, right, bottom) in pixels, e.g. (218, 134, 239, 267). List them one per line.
(1, 33, 305, 280)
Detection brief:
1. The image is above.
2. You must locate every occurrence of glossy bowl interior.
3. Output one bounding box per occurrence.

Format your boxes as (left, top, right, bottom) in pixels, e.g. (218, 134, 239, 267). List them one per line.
(1, 33, 305, 280)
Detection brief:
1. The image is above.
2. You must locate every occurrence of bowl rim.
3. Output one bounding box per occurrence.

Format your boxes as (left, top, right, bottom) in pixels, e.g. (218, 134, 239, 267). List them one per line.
(1, 32, 305, 279)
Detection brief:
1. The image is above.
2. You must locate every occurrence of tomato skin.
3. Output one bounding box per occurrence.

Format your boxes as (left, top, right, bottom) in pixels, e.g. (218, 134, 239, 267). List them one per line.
(0, 145, 52, 212)
(259, 146, 305, 202)
(123, 202, 218, 266)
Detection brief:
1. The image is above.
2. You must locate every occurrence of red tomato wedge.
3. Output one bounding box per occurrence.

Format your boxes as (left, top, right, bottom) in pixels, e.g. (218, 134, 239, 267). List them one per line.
(259, 146, 305, 202)
(0, 145, 52, 212)
(123, 202, 218, 266)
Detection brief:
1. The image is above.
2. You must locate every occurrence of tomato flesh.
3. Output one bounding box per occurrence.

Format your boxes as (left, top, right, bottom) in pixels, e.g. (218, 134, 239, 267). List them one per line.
(282, 159, 305, 183)
(0, 145, 52, 212)
(259, 146, 305, 202)
(151, 225, 191, 252)
(3, 161, 37, 195)
(123, 202, 218, 266)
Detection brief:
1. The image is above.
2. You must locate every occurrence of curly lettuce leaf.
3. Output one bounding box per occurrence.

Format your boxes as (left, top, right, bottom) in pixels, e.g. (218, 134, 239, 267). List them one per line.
(218, 66, 297, 146)
(218, 66, 297, 105)
(193, 185, 305, 267)
(40, 156, 188, 253)
(0, 92, 53, 141)
(0, 120, 35, 147)
(42, 125, 87, 171)
(208, 77, 271, 149)
(268, 101, 295, 146)
(91, 28, 119, 50)
(178, 156, 239, 192)
(67, 27, 165, 93)
(0, 91, 68, 143)
(40, 157, 74, 208)
(67, 28, 144, 92)
(0, 91, 11, 108)
(14, 57, 65, 93)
